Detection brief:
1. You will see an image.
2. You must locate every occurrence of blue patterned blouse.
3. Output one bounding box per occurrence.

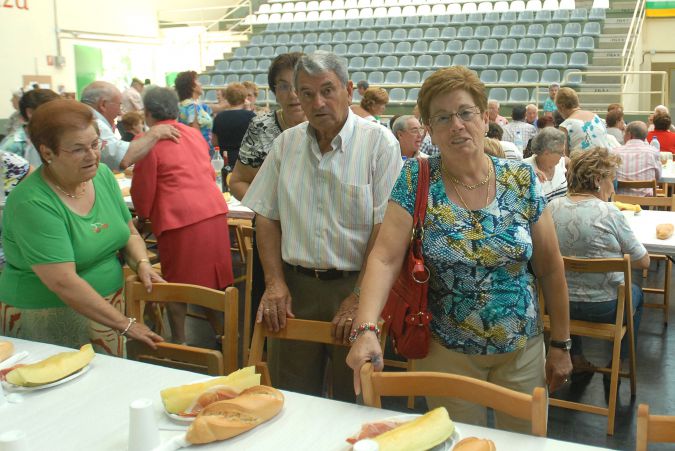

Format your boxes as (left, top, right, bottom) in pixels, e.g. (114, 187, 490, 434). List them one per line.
(390, 155, 546, 355)
(178, 99, 214, 154)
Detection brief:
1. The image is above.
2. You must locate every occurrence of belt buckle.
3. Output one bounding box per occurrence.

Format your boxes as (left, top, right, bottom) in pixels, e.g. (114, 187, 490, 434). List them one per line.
(314, 269, 328, 279)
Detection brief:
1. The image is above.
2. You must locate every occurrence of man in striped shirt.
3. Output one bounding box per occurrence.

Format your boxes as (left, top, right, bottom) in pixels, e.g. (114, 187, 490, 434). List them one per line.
(615, 121, 662, 196)
(242, 52, 402, 401)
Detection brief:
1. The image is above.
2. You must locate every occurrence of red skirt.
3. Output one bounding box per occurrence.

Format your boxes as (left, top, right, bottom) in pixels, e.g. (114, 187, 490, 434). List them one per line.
(157, 214, 234, 290)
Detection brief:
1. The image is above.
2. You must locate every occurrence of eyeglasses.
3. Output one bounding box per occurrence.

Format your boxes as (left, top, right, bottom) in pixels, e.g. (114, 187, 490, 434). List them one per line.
(275, 82, 296, 94)
(429, 107, 481, 128)
(59, 138, 103, 156)
(405, 127, 426, 135)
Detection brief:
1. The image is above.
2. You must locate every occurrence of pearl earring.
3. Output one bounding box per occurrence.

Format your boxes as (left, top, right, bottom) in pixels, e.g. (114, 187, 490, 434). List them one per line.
(47, 160, 52, 164)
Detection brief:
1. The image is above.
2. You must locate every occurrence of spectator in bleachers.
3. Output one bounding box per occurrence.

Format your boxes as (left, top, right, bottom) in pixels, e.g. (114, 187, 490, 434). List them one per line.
(121, 78, 144, 115)
(119, 112, 144, 143)
(501, 105, 536, 158)
(543, 83, 559, 118)
(524, 128, 568, 202)
(615, 121, 661, 196)
(82, 81, 180, 170)
(0, 89, 60, 168)
(242, 80, 259, 112)
(4, 89, 22, 136)
(230, 52, 306, 200)
(356, 80, 369, 97)
(647, 112, 675, 153)
(212, 83, 256, 167)
(526, 104, 539, 127)
(351, 87, 388, 122)
(606, 108, 626, 145)
(487, 99, 508, 127)
(556, 87, 616, 151)
(175, 71, 213, 155)
(486, 122, 519, 160)
(392, 115, 427, 159)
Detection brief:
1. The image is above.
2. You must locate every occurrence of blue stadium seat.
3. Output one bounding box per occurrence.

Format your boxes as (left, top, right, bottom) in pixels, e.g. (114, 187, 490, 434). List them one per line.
(349, 56, 365, 70)
(537, 37, 555, 52)
(242, 60, 257, 73)
(520, 69, 540, 83)
(368, 71, 384, 84)
(276, 34, 291, 45)
(389, 88, 406, 103)
(527, 24, 544, 38)
(376, 30, 392, 43)
(422, 70, 435, 80)
(470, 53, 489, 70)
(408, 28, 424, 42)
(479, 70, 497, 84)
(303, 44, 317, 53)
(552, 10, 570, 21)
(488, 53, 508, 69)
(263, 35, 276, 46)
(353, 90, 362, 103)
(441, 27, 457, 39)
(407, 87, 420, 102)
(305, 21, 320, 31)
(564, 23, 582, 37)
(416, 54, 433, 70)
(334, 31, 348, 43)
(435, 15, 451, 26)
(316, 32, 330, 44)
(556, 37, 575, 51)
(563, 69, 583, 86)
(500, 11, 517, 24)
(264, 23, 279, 34)
(385, 71, 403, 84)
(499, 38, 518, 53)
(365, 56, 381, 69)
(509, 24, 526, 38)
(382, 55, 398, 69)
(205, 90, 217, 102)
(390, 17, 405, 28)
(346, 31, 361, 43)
(424, 28, 441, 41)
(240, 73, 254, 82)
(198, 74, 211, 85)
(484, 12, 501, 24)
(412, 41, 429, 55)
(499, 69, 518, 83)
(541, 68, 561, 83)
(403, 71, 421, 84)
(571, 8, 588, 21)
(548, 52, 568, 68)
(420, 15, 435, 27)
(429, 40, 445, 55)
(457, 26, 474, 39)
(228, 60, 244, 72)
(395, 42, 412, 56)
(475, 25, 491, 39)
(545, 23, 563, 37)
(446, 40, 463, 53)
(250, 35, 264, 46)
(482, 38, 499, 53)
(304, 33, 318, 44)
(380, 42, 395, 54)
(364, 42, 379, 54)
(583, 22, 601, 37)
(569, 52, 589, 69)
(291, 21, 306, 33)
(534, 10, 552, 22)
(352, 71, 367, 83)
(577, 36, 595, 51)
(398, 55, 416, 70)
(260, 46, 275, 58)
(509, 88, 530, 103)
(392, 29, 407, 42)
(226, 74, 239, 83)
(404, 16, 419, 27)
(318, 44, 332, 52)
(362, 30, 377, 41)
(518, 38, 536, 52)
(278, 22, 292, 33)
(528, 52, 548, 69)
(452, 13, 467, 25)
(491, 25, 509, 39)
(589, 8, 606, 20)
(254, 73, 267, 85)
(453, 54, 470, 66)
(508, 53, 527, 67)
(464, 39, 482, 54)
(215, 61, 229, 72)
(373, 17, 389, 29)
(345, 18, 360, 30)
(274, 46, 289, 56)
(258, 60, 271, 72)
(467, 12, 484, 25)
(517, 10, 535, 22)
(433, 54, 451, 69)
(318, 20, 332, 32)
(347, 43, 363, 56)
(488, 87, 508, 102)
(334, 43, 348, 55)
(233, 47, 247, 59)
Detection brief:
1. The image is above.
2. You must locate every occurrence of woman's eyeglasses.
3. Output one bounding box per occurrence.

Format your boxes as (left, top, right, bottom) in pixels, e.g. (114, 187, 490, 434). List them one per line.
(59, 138, 103, 156)
(429, 107, 481, 128)
(275, 82, 296, 94)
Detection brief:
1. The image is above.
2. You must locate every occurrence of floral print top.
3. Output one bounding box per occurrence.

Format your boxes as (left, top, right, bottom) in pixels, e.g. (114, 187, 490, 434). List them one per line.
(238, 110, 283, 168)
(560, 115, 616, 151)
(390, 155, 546, 355)
(178, 99, 214, 154)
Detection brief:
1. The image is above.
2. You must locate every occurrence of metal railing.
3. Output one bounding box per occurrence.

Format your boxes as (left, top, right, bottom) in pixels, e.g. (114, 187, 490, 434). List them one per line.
(621, 0, 647, 78)
(158, 2, 253, 34)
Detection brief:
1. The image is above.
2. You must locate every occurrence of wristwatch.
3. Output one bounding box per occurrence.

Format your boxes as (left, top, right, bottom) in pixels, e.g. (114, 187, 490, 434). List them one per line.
(550, 339, 572, 351)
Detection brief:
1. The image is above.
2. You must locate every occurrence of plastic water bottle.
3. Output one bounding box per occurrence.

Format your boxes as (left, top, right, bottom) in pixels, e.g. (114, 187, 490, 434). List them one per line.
(651, 135, 661, 150)
(211, 146, 224, 192)
(514, 130, 524, 152)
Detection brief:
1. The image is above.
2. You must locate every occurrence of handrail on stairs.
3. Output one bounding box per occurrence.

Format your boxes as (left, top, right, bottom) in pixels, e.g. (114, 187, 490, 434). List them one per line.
(621, 0, 647, 81)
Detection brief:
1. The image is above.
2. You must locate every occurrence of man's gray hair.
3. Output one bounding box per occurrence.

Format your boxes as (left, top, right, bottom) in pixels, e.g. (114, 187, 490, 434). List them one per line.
(80, 81, 118, 106)
(549, 83, 560, 89)
(392, 115, 415, 138)
(488, 99, 500, 108)
(143, 87, 179, 121)
(530, 127, 566, 156)
(526, 103, 538, 111)
(294, 51, 349, 87)
(625, 121, 648, 141)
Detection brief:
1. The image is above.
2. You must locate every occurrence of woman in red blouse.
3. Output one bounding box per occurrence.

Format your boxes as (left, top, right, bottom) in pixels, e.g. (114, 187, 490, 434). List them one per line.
(647, 112, 675, 153)
(131, 87, 233, 344)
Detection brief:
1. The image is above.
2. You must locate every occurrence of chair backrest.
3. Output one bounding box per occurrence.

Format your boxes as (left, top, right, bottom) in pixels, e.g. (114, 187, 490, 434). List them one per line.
(636, 404, 675, 450)
(614, 192, 675, 209)
(360, 363, 548, 437)
(125, 277, 239, 375)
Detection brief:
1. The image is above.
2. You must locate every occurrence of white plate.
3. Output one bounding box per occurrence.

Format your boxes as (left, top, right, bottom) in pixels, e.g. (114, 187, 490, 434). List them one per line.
(162, 377, 215, 424)
(2, 365, 90, 392)
(352, 414, 461, 450)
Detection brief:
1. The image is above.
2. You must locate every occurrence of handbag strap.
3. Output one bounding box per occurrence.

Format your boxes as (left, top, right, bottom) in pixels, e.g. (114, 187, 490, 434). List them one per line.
(412, 157, 430, 232)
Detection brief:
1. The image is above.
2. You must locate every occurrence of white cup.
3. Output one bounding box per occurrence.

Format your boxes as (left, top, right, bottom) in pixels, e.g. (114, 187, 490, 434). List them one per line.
(0, 430, 29, 451)
(128, 398, 160, 451)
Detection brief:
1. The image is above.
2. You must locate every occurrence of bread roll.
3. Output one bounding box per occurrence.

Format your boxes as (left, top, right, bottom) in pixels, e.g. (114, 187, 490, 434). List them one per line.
(0, 341, 13, 363)
(186, 385, 284, 444)
(657, 223, 674, 240)
(453, 437, 497, 451)
(373, 407, 454, 451)
(6, 343, 94, 386)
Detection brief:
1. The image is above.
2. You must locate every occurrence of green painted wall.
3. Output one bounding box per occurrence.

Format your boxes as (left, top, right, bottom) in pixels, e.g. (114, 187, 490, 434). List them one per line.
(74, 45, 103, 100)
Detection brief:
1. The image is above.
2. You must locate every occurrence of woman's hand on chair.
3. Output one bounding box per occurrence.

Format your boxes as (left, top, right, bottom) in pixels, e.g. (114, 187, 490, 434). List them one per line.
(257, 282, 294, 332)
(331, 293, 359, 344)
(126, 322, 164, 349)
(346, 331, 384, 395)
(137, 262, 166, 293)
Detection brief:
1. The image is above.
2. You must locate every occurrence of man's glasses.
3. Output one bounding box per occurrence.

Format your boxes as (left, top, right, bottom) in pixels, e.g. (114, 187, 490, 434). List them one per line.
(429, 107, 481, 128)
(59, 138, 103, 157)
(406, 127, 426, 135)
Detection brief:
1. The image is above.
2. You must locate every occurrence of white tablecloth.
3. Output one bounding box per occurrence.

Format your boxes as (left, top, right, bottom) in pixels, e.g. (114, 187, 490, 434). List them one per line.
(626, 210, 675, 255)
(0, 338, 612, 451)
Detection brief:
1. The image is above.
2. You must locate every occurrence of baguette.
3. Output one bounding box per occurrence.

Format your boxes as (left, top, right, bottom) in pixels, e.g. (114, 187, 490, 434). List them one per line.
(613, 201, 642, 213)
(453, 437, 497, 451)
(656, 223, 674, 240)
(0, 341, 13, 363)
(186, 385, 284, 444)
(373, 407, 454, 451)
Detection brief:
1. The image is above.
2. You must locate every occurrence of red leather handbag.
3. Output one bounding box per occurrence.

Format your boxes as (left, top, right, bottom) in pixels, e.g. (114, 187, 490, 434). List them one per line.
(381, 158, 432, 359)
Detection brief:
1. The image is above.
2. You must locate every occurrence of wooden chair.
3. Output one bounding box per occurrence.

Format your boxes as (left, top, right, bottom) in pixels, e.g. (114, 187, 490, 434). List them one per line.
(636, 404, 675, 451)
(613, 194, 673, 326)
(359, 363, 548, 437)
(539, 255, 637, 435)
(125, 276, 239, 375)
(616, 180, 658, 197)
(238, 224, 254, 364)
(247, 318, 385, 388)
(381, 321, 417, 409)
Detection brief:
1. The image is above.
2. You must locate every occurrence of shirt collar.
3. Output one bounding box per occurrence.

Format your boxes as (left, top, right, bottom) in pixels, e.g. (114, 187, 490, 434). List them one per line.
(89, 106, 113, 129)
(305, 108, 356, 155)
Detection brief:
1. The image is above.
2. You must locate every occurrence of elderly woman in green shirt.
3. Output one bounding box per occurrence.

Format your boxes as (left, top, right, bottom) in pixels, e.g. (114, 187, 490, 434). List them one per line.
(0, 100, 163, 356)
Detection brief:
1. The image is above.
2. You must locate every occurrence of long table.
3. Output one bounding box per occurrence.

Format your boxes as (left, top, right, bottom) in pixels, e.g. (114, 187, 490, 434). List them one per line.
(626, 210, 675, 255)
(116, 176, 254, 220)
(0, 338, 612, 451)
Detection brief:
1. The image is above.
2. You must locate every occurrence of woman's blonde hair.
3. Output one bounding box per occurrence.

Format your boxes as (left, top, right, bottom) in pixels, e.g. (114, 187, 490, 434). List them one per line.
(225, 83, 249, 105)
(567, 148, 621, 193)
(360, 87, 389, 114)
(483, 138, 505, 158)
(241, 80, 259, 97)
(417, 66, 487, 126)
(555, 87, 579, 111)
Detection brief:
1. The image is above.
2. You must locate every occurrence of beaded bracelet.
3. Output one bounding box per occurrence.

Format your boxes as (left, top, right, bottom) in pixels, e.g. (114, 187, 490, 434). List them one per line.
(348, 322, 381, 344)
(119, 317, 137, 336)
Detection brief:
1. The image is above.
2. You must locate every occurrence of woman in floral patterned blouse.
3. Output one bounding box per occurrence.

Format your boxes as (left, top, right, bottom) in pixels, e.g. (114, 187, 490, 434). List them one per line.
(175, 71, 214, 155)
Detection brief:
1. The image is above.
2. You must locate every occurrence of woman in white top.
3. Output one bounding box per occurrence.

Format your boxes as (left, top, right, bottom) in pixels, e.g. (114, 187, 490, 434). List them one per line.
(556, 87, 617, 152)
(523, 128, 568, 202)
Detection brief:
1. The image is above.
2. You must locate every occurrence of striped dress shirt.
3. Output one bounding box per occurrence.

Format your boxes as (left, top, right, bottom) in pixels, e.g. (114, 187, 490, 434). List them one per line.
(242, 110, 402, 271)
(614, 139, 662, 196)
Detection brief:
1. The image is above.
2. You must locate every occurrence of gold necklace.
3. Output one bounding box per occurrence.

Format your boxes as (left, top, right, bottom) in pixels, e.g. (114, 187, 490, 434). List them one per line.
(446, 156, 493, 190)
(448, 172, 491, 234)
(46, 168, 87, 199)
